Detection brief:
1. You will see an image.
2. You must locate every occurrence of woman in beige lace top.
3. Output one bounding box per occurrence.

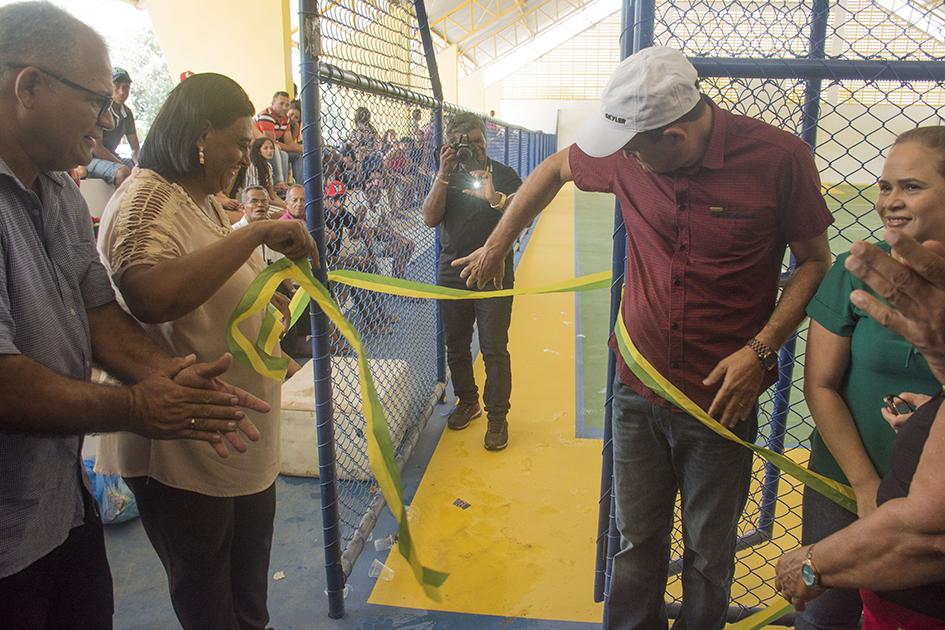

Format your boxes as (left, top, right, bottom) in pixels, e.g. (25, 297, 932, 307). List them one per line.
(96, 73, 318, 630)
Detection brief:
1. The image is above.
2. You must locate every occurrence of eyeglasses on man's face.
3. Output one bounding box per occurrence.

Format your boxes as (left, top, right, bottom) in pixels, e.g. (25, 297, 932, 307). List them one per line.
(5, 63, 114, 123)
(245, 197, 270, 207)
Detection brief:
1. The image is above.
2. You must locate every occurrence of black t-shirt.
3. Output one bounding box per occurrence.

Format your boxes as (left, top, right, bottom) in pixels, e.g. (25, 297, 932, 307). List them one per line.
(325, 207, 358, 259)
(875, 389, 945, 619)
(102, 104, 135, 153)
(437, 160, 522, 290)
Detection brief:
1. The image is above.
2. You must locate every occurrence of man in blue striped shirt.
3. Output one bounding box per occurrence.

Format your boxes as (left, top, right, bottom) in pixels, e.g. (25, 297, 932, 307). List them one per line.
(0, 4, 268, 628)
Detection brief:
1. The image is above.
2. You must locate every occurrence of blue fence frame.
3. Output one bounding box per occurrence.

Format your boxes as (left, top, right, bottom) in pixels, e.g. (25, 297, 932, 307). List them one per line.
(300, 0, 556, 618)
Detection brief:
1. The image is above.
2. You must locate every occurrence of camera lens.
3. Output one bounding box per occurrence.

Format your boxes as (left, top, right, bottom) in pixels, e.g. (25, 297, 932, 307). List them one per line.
(456, 145, 473, 163)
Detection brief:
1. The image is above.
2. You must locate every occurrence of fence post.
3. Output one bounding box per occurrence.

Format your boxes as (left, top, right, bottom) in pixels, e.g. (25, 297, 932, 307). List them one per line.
(433, 105, 446, 384)
(756, 0, 831, 546)
(300, 0, 346, 619)
(597, 0, 654, 612)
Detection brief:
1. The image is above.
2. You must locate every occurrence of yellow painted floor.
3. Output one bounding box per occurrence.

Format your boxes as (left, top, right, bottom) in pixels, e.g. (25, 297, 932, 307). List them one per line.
(369, 183, 605, 621)
(369, 184, 802, 627)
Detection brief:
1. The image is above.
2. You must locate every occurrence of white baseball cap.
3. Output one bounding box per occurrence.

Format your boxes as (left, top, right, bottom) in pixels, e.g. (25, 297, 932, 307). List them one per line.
(576, 46, 701, 158)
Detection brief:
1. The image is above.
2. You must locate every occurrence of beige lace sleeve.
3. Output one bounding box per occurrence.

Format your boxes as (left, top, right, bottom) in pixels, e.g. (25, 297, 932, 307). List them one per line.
(107, 174, 186, 279)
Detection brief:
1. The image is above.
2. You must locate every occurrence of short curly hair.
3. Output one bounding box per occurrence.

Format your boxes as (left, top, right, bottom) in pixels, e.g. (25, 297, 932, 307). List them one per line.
(446, 112, 486, 139)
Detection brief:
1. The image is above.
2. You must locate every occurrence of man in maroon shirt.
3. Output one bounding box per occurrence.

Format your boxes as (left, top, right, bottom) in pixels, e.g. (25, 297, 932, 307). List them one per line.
(454, 46, 833, 629)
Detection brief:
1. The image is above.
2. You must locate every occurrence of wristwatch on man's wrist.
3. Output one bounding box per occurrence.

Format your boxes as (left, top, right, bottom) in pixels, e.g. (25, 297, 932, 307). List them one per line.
(801, 545, 822, 588)
(746, 337, 777, 371)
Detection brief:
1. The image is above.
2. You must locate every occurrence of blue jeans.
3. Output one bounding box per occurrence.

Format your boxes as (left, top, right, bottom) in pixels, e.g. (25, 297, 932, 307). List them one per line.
(269, 148, 302, 184)
(795, 484, 861, 629)
(606, 381, 757, 630)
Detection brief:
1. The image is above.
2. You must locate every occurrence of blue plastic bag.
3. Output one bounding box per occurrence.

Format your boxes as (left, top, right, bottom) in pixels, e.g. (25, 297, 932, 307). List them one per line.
(83, 459, 139, 524)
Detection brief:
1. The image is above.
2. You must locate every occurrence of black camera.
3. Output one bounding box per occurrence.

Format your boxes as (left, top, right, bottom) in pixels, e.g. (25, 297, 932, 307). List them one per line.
(452, 133, 474, 165)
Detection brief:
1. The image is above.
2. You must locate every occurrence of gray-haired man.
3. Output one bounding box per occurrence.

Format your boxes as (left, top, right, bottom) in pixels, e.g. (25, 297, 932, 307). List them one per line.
(0, 4, 266, 627)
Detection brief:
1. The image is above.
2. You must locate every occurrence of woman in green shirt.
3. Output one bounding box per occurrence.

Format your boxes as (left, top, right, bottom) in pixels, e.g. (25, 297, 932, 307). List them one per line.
(798, 126, 945, 629)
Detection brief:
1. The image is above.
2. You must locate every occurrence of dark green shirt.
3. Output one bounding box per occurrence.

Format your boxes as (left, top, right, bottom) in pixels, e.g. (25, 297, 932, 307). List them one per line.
(806, 243, 940, 483)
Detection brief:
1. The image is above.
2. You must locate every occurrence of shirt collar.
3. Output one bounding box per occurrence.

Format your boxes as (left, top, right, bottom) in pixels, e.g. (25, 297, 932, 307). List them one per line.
(698, 98, 727, 171)
(0, 155, 66, 194)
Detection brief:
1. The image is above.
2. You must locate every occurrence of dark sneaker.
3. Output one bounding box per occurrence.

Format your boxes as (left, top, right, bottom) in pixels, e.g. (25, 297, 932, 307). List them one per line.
(447, 401, 481, 430)
(484, 418, 509, 451)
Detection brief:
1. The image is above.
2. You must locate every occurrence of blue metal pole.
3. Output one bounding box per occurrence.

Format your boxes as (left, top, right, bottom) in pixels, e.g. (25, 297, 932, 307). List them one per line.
(757, 0, 831, 539)
(503, 124, 510, 166)
(518, 129, 523, 175)
(689, 57, 945, 81)
(300, 0, 345, 619)
(433, 106, 446, 384)
(413, 0, 443, 101)
(597, 0, 652, 609)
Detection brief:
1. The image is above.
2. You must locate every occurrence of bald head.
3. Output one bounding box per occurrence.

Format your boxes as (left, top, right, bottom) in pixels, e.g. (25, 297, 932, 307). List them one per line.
(0, 2, 107, 80)
(0, 2, 112, 183)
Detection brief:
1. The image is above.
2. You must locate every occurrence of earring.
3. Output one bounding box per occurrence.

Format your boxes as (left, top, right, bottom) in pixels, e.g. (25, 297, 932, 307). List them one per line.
(198, 147, 205, 165)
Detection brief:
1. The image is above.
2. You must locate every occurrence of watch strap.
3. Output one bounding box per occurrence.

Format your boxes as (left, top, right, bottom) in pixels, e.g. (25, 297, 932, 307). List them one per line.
(746, 337, 776, 370)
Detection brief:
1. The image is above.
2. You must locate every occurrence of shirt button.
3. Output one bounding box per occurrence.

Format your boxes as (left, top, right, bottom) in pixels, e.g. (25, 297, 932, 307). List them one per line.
(671, 361, 680, 369)
(671, 323, 679, 331)
(673, 277, 681, 286)
(677, 204, 686, 211)
(679, 244, 687, 252)
(69, 308, 77, 316)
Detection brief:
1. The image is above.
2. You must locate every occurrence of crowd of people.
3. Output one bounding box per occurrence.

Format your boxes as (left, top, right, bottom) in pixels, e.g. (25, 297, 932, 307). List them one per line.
(1, 2, 944, 630)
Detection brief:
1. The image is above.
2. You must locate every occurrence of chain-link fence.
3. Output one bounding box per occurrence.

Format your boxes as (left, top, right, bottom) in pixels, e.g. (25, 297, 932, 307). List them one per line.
(597, 0, 945, 624)
(297, 0, 555, 618)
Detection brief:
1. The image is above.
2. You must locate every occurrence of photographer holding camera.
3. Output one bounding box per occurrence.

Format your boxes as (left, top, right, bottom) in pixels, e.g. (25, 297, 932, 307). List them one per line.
(422, 112, 522, 450)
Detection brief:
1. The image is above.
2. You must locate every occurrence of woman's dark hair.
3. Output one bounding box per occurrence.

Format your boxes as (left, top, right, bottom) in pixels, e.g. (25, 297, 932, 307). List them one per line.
(139, 73, 254, 179)
(250, 137, 274, 189)
(894, 126, 945, 179)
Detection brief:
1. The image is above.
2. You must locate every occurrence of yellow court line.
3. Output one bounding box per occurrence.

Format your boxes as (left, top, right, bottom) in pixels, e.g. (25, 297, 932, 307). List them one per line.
(368, 183, 606, 621)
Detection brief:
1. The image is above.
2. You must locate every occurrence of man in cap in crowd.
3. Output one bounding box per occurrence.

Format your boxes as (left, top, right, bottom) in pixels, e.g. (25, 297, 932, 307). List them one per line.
(454, 46, 833, 628)
(85, 66, 138, 187)
(0, 3, 266, 627)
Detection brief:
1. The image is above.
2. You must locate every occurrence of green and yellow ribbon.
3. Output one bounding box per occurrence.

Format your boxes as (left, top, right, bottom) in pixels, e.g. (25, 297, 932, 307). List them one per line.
(230, 260, 853, 617)
(227, 257, 449, 598)
(611, 302, 857, 514)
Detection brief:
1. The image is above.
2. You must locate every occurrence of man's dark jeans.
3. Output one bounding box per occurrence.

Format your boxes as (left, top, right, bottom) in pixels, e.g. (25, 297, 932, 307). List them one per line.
(441, 296, 512, 420)
(606, 381, 757, 630)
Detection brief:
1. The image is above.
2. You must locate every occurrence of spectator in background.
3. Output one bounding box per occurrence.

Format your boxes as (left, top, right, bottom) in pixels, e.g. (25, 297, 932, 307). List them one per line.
(179, 70, 194, 82)
(324, 179, 393, 334)
(281, 184, 305, 220)
(287, 100, 302, 145)
(246, 137, 286, 210)
(255, 90, 302, 185)
(384, 136, 410, 215)
(216, 164, 246, 225)
(231, 185, 272, 229)
(348, 106, 379, 153)
(85, 67, 138, 187)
